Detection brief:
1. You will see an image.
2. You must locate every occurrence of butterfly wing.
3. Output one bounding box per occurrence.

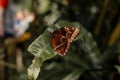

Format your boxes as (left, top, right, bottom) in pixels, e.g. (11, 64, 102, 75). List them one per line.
(50, 28, 69, 56)
(50, 27, 79, 56)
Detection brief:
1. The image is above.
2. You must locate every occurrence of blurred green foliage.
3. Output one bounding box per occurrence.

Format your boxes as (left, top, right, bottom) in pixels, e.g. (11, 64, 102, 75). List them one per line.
(14, 0, 120, 80)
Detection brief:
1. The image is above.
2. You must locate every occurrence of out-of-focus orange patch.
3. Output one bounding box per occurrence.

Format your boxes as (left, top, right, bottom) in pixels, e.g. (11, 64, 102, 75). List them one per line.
(16, 32, 31, 42)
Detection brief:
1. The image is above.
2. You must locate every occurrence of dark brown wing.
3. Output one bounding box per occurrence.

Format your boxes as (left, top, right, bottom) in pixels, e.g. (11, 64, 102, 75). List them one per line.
(50, 27, 79, 56)
(54, 41, 69, 56)
(50, 29, 69, 56)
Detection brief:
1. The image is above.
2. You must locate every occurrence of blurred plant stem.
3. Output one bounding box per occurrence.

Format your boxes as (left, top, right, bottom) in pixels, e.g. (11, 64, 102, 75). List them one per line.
(0, 60, 16, 69)
(108, 19, 120, 47)
(94, 0, 109, 35)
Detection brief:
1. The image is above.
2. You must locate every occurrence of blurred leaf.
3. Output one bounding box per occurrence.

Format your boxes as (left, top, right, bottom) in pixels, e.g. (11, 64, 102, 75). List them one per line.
(63, 70, 84, 80)
(37, 0, 51, 14)
(115, 65, 120, 73)
(44, 3, 61, 25)
(74, 23, 102, 68)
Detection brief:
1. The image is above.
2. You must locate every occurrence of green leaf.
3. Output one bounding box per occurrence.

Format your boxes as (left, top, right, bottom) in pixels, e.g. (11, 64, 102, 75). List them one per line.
(27, 20, 82, 80)
(28, 57, 42, 80)
(76, 25, 102, 68)
(115, 65, 120, 73)
(62, 69, 85, 80)
(27, 20, 102, 80)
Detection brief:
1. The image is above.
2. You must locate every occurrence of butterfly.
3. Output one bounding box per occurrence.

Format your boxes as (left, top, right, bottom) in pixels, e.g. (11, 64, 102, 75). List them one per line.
(50, 27, 79, 56)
